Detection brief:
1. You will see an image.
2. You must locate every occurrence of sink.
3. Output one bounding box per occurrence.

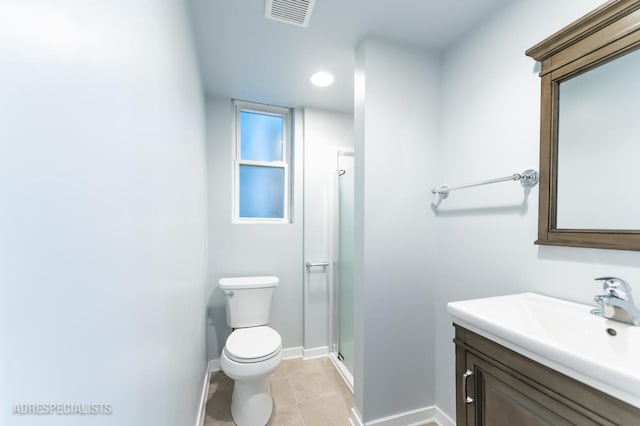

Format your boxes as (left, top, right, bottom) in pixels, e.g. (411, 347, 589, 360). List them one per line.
(447, 292, 640, 408)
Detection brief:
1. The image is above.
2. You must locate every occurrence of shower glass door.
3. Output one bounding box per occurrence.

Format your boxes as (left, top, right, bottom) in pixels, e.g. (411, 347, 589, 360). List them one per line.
(337, 167, 354, 375)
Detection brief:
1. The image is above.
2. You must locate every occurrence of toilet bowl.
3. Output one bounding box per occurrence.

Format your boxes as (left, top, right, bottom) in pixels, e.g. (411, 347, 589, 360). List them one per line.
(220, 326, 283, 426)
(217, 276, 282, 426)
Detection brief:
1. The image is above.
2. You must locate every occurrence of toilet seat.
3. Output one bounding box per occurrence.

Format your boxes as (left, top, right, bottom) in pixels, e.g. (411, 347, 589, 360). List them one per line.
(224, 326, 281, 363)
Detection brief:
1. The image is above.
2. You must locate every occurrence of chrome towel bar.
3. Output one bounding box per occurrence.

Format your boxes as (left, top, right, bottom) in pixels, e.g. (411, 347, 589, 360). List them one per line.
(305, 261, 329, 268)
(432, 169, 539, 199)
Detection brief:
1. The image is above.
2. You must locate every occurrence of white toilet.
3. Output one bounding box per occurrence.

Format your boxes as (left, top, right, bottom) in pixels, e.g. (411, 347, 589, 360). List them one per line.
(219, 276, 283, 426)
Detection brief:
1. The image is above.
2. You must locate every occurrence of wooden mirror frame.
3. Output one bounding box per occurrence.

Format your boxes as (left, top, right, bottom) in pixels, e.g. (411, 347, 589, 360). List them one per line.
(526, 0, 640, 251)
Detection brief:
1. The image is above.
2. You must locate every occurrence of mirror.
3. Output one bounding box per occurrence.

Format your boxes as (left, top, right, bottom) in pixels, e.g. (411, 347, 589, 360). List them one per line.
(526, 0, 640, 250)
(556, 47, 640, 229)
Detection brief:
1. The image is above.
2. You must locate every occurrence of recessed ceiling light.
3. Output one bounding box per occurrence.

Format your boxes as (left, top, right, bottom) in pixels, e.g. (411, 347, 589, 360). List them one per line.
(310, 71, 334, 87)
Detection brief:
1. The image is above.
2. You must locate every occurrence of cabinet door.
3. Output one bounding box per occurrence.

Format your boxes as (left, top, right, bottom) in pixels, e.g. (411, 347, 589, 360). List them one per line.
(465, 353, 601, 426)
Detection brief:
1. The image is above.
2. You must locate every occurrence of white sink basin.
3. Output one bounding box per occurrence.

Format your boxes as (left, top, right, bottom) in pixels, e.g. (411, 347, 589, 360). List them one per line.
(448, 292, 640, 408)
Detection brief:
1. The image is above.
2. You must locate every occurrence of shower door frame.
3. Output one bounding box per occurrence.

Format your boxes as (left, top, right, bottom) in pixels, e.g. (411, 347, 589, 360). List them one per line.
(328, 149, 354, 391)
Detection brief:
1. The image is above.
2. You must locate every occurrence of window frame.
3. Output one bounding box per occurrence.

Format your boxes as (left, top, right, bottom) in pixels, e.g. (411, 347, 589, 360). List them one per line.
(232, 100, 291, 224)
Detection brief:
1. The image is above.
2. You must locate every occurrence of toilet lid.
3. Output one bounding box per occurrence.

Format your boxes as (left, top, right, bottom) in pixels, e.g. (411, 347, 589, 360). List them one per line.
(224, 326, 281, 363)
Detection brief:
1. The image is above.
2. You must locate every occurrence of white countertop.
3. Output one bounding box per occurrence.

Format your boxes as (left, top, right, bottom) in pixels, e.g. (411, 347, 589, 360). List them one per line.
(448, 292, 640, 408)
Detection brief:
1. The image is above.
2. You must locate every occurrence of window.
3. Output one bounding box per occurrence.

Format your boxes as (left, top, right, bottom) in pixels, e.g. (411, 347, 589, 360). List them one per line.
(233, 100, 291, 223)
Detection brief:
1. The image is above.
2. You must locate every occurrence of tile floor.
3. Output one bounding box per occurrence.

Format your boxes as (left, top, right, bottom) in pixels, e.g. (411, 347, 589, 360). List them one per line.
(204, 357, 352, 425)
(204, 356, 438, 425)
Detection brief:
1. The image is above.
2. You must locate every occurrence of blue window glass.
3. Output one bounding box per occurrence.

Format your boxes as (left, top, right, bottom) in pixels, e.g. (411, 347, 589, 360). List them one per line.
(239, 165, 285, 218)
(240, 111, 283, 162)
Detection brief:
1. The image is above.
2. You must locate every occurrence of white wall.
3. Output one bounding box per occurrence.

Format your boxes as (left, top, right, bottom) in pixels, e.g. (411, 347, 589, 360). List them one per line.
(205, 96, 304, 360)
(303, 108, 354, 350)
(0, 1, 208, 425)
(354, 39, 440, 423)
(434, 0, 640, 420)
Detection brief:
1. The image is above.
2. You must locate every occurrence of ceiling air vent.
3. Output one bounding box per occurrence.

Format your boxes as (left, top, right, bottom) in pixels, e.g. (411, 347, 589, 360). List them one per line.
(265, 0, 316, 28)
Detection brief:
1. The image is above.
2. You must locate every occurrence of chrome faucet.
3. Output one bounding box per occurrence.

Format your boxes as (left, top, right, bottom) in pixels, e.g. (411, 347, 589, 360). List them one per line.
(592, 277, 640, 326)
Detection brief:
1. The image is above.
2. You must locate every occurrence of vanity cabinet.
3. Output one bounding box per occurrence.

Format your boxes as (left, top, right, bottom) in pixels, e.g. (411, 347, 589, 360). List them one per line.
(454, 325, 640, 425)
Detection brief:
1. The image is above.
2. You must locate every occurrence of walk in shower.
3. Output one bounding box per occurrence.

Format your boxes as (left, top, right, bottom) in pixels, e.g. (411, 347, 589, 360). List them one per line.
(329, 151, 354, 388)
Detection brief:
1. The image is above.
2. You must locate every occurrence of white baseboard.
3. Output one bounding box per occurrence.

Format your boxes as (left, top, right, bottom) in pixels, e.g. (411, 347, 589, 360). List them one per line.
(350, 406, 364, 426)
(367, 406, 434, 426)
(283, 346, 303, 359)
(302, 345, 329, 359)
(366, 405, 455, 426)
(328, 352, 354, 392)
(195, 362, 211, 426)
(433, 406, 455, 426)
(209, 346, 310, 373)
(209, 346, 327, 363)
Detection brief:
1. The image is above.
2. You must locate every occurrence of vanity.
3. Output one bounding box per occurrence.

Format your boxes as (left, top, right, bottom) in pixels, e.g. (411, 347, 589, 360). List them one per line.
(449, 293, 640, 425)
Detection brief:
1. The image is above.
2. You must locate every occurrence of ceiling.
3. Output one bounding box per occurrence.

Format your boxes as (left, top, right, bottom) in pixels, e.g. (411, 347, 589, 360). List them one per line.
(188, 0, 514, 113)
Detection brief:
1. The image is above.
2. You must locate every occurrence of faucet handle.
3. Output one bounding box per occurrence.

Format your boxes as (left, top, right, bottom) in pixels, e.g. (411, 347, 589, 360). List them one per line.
(594, 276, 632, 300)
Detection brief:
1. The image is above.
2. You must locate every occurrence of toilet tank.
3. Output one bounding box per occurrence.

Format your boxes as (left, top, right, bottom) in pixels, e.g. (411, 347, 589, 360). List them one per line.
(218, 276, 279, 328)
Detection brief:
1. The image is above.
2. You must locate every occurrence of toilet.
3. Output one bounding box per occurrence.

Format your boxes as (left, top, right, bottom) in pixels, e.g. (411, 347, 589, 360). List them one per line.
(219, 276, 283, 426)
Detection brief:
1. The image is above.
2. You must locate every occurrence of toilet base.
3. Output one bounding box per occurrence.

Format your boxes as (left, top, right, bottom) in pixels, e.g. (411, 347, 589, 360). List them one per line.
(220, 347, 282, 426)
(231, 379, 274, 426)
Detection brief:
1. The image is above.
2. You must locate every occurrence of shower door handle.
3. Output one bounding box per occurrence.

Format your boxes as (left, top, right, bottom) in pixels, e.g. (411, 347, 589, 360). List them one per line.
(306, 261, 329, 268)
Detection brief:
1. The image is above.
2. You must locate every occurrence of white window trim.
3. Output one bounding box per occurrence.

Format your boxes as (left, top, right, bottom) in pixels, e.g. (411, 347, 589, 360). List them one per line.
(232, 100, 291, 224)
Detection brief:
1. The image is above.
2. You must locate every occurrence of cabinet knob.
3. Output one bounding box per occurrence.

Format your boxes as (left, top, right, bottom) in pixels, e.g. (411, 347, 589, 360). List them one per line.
(462, 369, 474, 404)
